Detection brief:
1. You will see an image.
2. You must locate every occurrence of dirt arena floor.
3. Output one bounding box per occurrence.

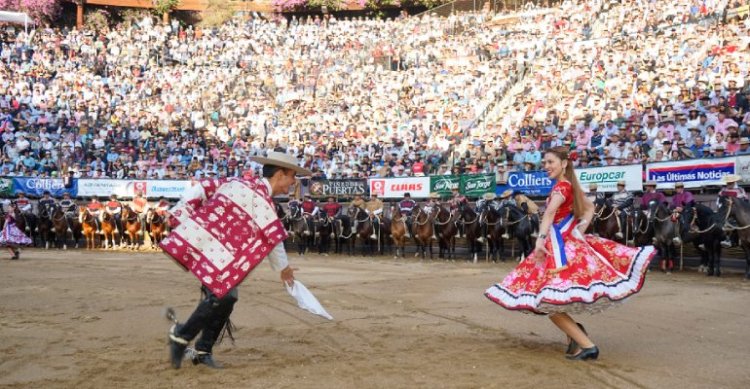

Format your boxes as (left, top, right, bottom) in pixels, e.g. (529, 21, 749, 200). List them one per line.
(1, 249, 749, 389)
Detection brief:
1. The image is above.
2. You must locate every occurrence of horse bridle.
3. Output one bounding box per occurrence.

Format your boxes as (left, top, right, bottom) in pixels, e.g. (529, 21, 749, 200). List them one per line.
(412, 207, 431, 226)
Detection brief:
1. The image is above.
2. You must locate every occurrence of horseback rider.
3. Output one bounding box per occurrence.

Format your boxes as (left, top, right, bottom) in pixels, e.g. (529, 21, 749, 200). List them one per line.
(449, 187, 468, 237)
(398, 192, 417, 238)
(350, 193, 366, 210)
(155, 197, 171, 217)
(132, 190, 150, 234)
(586, 183, 605, 203)
(640, 181, 667, 211)
(365, 193, 384, 240)
(301, 194, 319, 236)
(425, 193, 441, 241)
(611, 180, 635, 239)
(513, 191, 539, 238)
(87, 197, 104, 234)
(105, 194, 123, 235)
(321, 196, 343, 221)
(39, 191, 56, 213)
(719, 174, 746, 248)
(59, 192, 77, 215)
(477, 192, 498, 244)
(670, 182, 695, 246)
(497, 189, 516, 208)
(15, 192, 33, 214)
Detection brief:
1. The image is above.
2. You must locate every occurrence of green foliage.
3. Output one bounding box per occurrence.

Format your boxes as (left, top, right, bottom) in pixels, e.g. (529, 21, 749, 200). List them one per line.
(199, 0, 235, 27)
(152, 0, 180, 15)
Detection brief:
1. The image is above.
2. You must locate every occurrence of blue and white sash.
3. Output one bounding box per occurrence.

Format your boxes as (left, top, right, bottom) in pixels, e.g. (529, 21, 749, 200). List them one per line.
(551, 214, 575, 269)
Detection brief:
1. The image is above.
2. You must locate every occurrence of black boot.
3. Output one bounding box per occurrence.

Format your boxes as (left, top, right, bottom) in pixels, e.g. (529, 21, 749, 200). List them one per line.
(192, 351, 223, 369)
(11, 249, 19, 260)
(168, 324, 188, 369)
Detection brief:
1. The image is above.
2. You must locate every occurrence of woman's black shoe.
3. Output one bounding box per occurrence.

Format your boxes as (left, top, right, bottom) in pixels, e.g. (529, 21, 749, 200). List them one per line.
(565, 323, 588, 355)
(10, 250, 19, 260)
(566, 346, 599, 361)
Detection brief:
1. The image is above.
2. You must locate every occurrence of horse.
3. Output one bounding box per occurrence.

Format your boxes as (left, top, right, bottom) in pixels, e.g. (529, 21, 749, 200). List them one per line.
(50, 205, 71, 249)
(389, 205, 408, 258)
(680, 203, 726, 277)
(632, 208, 654, 248)
(316, 215, 334, 256)
(591, 199, 620, 241)
(482, 207, 507, 262)
(349, 206, 378, 256)
(498, 204, 534, 261)
(78, 208, 98, 249)
(148, 210, 167, 247)
(287, 205, 313, 255)
(36, 206, 53, 249)
(648, 201, 680, 273)
(13, 207, 37, 247)
(100, 211, 119, 249)
(433, 204, 457, 259)
(411, 204, 435, 259)
(458, 202, 482, 263)
(333, 214, 355, 256)
(718, 196, 750, 279)
(121, 205, 142, 250)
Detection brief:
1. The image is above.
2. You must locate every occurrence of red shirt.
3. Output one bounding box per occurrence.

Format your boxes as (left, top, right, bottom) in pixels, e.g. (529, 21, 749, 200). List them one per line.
(301, 200, 316, 214)
(412, 161, 425, 175)
(322, 202, 341, 217)
(549, 181, 574, 224)
(88, 202, 103, 211)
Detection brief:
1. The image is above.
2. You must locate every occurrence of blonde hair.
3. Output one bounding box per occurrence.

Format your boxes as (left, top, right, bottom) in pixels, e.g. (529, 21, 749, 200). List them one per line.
(545, 146, 587, 219)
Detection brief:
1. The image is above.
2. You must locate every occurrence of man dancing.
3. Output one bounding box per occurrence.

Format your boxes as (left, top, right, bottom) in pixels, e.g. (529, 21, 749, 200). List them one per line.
(164, 151, 310, 369)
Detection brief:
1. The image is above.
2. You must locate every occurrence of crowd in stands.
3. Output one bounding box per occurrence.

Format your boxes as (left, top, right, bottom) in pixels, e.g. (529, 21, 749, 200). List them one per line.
(0, 0, 748, 186)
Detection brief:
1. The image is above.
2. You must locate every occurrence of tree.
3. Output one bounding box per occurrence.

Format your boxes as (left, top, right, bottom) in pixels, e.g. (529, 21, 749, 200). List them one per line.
(0, 0, 62, 22)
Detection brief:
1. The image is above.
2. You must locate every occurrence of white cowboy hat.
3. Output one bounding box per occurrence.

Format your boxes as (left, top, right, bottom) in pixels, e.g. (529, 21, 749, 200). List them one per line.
(722, 174, 742, 184)
(483, 192, 497, 201)
(250, 151, 312, 176)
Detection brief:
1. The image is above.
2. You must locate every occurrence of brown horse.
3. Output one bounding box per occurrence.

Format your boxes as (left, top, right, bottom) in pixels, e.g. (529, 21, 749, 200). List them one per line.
(348, 206, 377, 256)
(101, 211, 118, 249)
(148, 210, 167, 247)
(591, 200, 620, 241)
(433, 204, 457, 259)
(50, 205, 70, 249)
(389, 205, 408, 258)
(121, 205, 142, 250)
(78, 208, 98, 249)
(411, 204, 434, 259)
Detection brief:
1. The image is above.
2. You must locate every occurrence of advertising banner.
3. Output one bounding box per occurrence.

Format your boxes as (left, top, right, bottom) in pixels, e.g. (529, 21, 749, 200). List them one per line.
(430, 175, 461, 197)
(646, 158, 734, 189)
(576, 164, 643, 193)
(12, 178, 77, 197)
(0, 178, 13, 197)
(77, 179, 192, 199)
(308, 179, 367, 197)
(461, 174, 496, 198)
(368, 177, 430, 199)
(735, 155, 750, 184)
(495, 171, 554, 197)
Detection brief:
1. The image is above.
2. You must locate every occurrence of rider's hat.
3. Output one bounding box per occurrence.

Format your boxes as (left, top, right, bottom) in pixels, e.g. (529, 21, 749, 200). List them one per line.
(617, 180, 626, 186)
(429, 192, 440, 199)
(644, 180, 658, 187)
(722, 174, 742, 184)
(499, 189, 513, 199)
(43, 190, 51, 195)
(484, 192, 498, 201)
(674, 182, 685, 188)
(110, 193, 118, 198)
(404, 192, 411, 197)
(249, 151, 313, 176)
(589, 183, 598, 190)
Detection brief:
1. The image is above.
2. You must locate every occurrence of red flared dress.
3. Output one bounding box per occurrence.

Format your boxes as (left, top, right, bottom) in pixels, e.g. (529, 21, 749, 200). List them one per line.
(485, 181, 655, 314)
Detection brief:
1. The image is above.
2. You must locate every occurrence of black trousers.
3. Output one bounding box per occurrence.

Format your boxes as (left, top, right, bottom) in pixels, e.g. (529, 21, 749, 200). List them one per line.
(175, 286, 238, 354)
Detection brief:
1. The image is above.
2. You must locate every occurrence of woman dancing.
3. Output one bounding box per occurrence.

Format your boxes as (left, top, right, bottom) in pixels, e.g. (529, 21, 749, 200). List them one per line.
(1, 202, 33, 260)
(485, 147, 655, 360)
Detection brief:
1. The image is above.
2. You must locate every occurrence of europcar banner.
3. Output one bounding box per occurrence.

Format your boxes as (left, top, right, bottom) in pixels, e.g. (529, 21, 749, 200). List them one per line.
(308, 179, 367, 197)
(12, 177, 77, 197)
(368, 177, 430, 198)
(646, 158, 735, 189)
(430, 175, 461, 197)
(461, 174, 496, 197)
(576, 164, 642, 192)
(77, 179, 192, 198)
(496, 171, 554, 197)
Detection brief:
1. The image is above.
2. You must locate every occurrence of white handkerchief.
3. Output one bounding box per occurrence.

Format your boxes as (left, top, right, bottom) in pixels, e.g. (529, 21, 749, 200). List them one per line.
(285, 280, 333, 320)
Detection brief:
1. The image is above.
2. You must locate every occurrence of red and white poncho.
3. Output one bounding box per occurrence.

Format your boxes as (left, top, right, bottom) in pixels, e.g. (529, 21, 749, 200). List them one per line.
(160, 177, 288, 298)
